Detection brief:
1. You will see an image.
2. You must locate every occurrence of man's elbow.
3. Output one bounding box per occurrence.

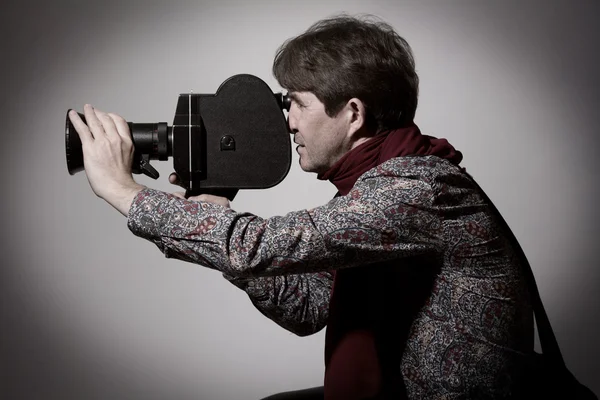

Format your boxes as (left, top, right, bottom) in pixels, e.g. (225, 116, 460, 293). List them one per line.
(284, 320, 327, 337)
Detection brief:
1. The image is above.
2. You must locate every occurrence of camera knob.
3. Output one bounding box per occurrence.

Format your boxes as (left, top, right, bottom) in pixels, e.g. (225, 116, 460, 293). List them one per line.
(139, 157, 159, 179)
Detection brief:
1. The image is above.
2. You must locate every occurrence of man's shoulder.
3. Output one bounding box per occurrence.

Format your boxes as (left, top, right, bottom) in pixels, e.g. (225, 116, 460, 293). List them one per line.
(343, 155, 483, 220)
(358, 155, 463, 183)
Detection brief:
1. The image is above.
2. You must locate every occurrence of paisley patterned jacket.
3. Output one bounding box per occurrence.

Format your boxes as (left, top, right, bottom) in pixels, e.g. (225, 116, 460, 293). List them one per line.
(127, 155, 534, 399)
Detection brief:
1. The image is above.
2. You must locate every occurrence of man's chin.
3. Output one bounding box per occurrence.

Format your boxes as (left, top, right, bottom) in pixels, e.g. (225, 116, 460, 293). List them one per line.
(299, 160, 326, 175)
(298, 162, 312, 173)
(298, 159, 316, 174)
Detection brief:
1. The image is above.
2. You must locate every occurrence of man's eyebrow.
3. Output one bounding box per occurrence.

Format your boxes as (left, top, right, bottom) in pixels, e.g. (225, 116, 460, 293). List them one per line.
(288, 92, 302, 104)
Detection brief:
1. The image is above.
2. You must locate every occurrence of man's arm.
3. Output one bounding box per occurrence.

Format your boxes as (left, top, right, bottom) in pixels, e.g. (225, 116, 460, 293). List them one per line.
(223, 271, 333, 336)
(126, 169, 442, 278)
(68, 105, 442, 278)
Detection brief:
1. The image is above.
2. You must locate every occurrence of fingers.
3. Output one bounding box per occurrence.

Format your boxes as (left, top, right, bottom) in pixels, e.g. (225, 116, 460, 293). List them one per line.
(79, 104, 129, 144)
(108, 112, 132, 143)
(72, 104, 132, 147)
(92, 107, 121, 141)
(189, 194, 230, 208)
(68, 109, 93, 145)
(171, 191, 231, 208)
(83, 104, 106, 139)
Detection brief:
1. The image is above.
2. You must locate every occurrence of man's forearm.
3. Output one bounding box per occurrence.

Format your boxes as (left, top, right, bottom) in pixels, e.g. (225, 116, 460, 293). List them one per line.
(224, 272, 333, 336)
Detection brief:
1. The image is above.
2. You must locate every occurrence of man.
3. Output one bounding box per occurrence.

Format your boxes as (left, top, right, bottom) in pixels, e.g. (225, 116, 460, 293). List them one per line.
(69, 15, 534, 400)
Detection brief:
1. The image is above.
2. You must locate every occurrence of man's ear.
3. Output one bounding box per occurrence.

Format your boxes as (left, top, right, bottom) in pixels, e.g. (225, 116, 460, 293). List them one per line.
(345, 98, 367, 139)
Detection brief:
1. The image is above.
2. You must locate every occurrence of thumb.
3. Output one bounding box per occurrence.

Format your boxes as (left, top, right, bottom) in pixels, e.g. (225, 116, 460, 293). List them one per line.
(169, 172, 187, 189)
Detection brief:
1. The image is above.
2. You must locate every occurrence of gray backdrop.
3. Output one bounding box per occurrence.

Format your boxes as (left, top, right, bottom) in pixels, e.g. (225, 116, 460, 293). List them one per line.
(1, 0, 598, 399)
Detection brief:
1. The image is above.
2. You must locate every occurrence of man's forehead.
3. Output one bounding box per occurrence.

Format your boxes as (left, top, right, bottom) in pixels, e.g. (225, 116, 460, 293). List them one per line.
(288, 91, 316, 102)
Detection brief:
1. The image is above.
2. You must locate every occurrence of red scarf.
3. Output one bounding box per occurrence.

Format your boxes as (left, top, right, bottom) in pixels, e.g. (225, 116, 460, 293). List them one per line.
(320, 122, 462, 399)
(318, 122, 463, 195)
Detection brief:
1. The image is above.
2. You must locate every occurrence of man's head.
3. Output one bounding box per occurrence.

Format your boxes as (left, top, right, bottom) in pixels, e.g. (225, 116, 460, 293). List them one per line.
(272, 14, 419, 174)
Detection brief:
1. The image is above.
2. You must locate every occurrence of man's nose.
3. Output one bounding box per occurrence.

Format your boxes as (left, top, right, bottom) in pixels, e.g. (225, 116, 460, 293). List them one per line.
(286, 116, 296, 135)
(287, 105, 298, 134)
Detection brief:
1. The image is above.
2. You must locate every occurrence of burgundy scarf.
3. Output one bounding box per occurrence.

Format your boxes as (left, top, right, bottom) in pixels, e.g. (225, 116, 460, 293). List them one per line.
(318, 121, 463, 196)
(320, 122, 462, 399)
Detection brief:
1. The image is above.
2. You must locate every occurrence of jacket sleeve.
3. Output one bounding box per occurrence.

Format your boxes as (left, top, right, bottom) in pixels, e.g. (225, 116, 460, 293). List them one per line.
(126, 171, 443, 278)
(222, 271, 333, 336)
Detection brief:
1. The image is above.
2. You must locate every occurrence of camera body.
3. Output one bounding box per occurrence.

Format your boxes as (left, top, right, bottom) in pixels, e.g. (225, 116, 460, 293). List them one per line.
(66, 74, 292, 200)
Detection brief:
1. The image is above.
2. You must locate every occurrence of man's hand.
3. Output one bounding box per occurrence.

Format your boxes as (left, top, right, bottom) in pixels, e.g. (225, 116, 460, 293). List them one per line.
(168, 173, 230, 208)
(68, 104, 145, 216)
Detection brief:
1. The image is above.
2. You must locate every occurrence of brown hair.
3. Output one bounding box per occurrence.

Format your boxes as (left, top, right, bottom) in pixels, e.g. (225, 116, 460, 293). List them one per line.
(273, 14, 419, 131)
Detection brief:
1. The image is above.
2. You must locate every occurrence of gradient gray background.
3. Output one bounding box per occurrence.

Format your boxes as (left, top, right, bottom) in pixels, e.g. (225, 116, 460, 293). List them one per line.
(1, 0, 598, 399)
